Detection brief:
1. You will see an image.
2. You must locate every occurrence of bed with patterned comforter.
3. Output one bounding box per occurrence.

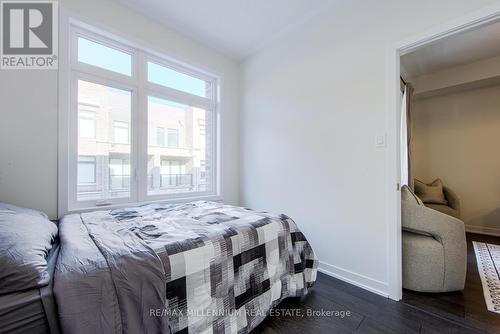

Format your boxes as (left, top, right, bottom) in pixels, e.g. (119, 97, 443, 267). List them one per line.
(54, 201, 317, 334)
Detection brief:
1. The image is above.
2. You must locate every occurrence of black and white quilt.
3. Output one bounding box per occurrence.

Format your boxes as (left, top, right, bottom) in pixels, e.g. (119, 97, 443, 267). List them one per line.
(54, 201, 317, 334)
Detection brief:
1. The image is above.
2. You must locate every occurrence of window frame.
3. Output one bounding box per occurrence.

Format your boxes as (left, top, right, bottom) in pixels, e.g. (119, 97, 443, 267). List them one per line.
(59, 17, 222, 216)
(70, 72, 137, 208)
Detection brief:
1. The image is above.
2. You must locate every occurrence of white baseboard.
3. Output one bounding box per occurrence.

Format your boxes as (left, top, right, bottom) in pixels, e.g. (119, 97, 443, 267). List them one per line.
(318, 261, 389, 298)
(465, 225, 500, 237)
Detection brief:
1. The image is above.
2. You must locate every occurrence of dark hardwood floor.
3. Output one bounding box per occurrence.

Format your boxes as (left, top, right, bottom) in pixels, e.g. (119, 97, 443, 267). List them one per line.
(254, 271, 486, 334)
(403, 232, 500, 334)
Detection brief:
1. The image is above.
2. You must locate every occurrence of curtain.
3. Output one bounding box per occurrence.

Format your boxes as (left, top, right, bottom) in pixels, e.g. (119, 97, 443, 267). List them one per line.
(406, 84, 414, 190)
(400, 82, 414, 189)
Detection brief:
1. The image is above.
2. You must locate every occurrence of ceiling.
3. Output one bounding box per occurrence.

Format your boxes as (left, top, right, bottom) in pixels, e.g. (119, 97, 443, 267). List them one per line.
(401, 21, 500, 79)
(115, 0, 332, 60)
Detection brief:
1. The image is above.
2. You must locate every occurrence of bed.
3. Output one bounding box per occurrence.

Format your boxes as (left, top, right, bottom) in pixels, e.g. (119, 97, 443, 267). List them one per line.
(54, 201, 318, 334)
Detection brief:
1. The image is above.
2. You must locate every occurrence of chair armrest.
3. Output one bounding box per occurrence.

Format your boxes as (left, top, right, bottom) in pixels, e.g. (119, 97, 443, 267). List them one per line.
(402, 201, 467, 289)
(443, 186, 461, 214)
(402, 201, 463, 239)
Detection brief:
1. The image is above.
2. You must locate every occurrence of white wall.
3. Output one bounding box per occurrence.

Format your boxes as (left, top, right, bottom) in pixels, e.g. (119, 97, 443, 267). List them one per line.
(0, 0, 240, 219)
(0, 70, 58, 218)
(240, 0, 500, 296)
(413, 85, 500, 235)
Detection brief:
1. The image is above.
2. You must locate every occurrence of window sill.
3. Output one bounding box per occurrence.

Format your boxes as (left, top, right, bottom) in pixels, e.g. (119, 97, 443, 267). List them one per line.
(66, 194, 223, 216)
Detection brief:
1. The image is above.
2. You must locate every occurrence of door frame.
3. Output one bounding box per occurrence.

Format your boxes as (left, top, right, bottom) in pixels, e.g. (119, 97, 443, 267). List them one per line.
(386, 3, 500, 301)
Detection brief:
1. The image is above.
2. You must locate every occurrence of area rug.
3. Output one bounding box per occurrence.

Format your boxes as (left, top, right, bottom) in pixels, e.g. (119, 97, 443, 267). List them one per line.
(473, 241, 500, 314)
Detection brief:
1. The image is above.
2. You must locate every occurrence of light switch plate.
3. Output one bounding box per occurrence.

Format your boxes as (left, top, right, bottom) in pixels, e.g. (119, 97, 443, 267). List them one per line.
(375, 134, 386, 148)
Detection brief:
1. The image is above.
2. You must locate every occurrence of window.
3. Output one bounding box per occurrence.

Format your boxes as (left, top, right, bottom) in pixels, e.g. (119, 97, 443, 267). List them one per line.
(148, 62, 208, 97)
(64, 24, 219, 211)
(199, 159, 207, 181)
(198, 118, 206, 136)
(77, 156, 96, 184)
(160, 159, 190, 188)
(156, 127, 165, 146)
(109, 156, 130, 190)
(113, 121, 129, 144)
(76, 80, 132, 201)
(147, 96, 211, 196)
(78, 110, 96, 138)
(167, 128, 179, 147)
(78, 37, 132, 76)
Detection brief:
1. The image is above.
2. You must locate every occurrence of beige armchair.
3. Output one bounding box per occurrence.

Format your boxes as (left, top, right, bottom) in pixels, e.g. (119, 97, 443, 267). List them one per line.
(401, 185, 466, 292)
(424, 186, 461, 219)
(414, 179, 461, 219)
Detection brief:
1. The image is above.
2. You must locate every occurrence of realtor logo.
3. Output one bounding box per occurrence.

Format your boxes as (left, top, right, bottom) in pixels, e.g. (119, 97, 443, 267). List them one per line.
(1, 1, 58, 69)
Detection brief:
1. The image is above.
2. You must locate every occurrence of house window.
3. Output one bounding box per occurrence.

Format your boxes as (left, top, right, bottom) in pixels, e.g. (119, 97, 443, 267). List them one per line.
(156, 127, 165, 146)
(109, 156, 130, 190)
(113, 121, 129, 144)
(78, 110, 96, 139)
(198, 118, 206, 136)
(167, 128, 179, 147)
(77, 156, 96, 184)
(64, 24, 219, 211)
(160, 159, 189, 188)
(200, 159, 207, 180)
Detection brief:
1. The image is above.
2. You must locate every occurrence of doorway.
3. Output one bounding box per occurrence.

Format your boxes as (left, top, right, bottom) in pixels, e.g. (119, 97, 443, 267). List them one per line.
(389, 7, 500, 332)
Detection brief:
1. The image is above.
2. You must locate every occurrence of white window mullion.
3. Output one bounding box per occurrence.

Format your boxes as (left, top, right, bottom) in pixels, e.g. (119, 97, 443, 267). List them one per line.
(68, 73, 79, 209)
(136, 50, 149, 203)
(129, 86, 139, 205)
(73, 62, 136, 88)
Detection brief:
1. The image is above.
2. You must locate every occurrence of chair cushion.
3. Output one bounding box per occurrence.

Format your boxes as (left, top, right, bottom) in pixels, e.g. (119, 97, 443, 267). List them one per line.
(425, 203, 460, 219)
(414, 179, 448, 205)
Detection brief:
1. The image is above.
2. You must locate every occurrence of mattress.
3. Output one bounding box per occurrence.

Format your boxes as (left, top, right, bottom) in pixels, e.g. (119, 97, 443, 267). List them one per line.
(0, 243, 60, 334)
(54, 201, 317, 334)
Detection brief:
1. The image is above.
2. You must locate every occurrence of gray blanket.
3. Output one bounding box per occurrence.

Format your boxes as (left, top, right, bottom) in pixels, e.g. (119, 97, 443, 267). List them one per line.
(54, 201, 317, 334)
